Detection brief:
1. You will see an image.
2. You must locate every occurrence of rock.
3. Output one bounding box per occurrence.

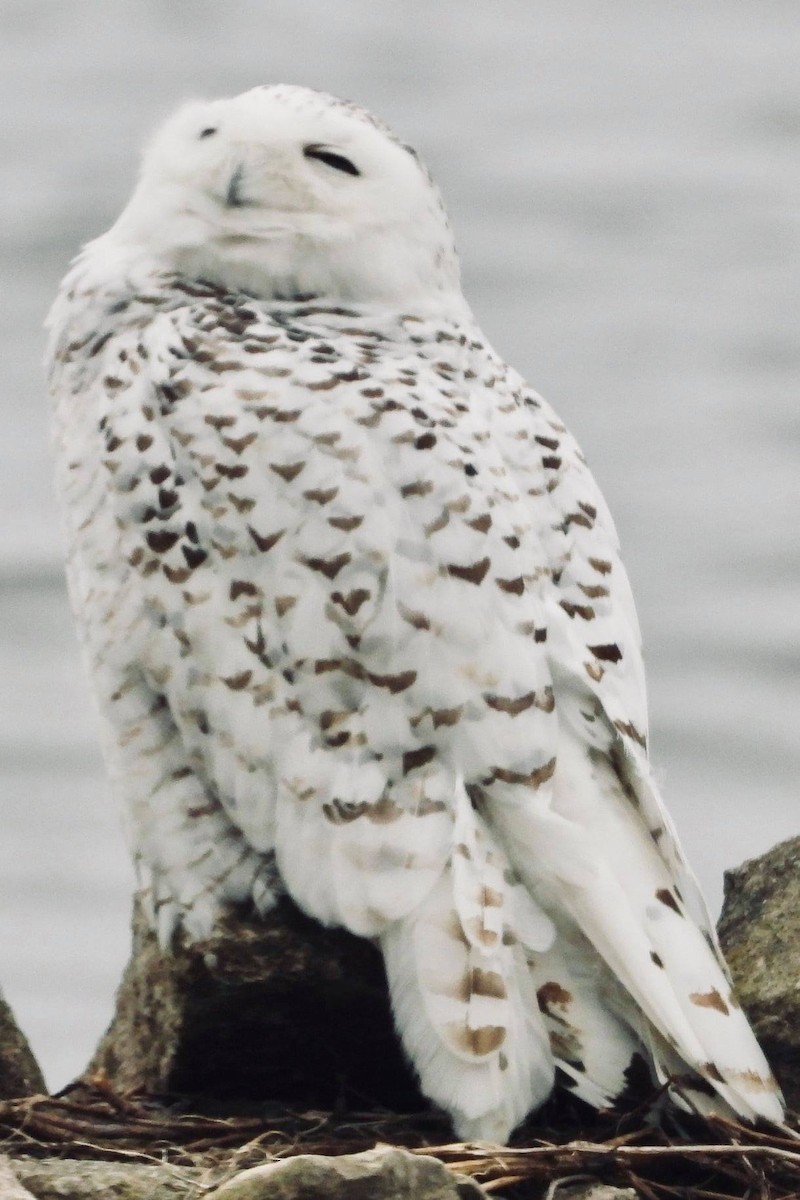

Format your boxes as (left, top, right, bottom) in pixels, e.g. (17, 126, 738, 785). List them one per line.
(555, 1189, 638, 1200)
(718, 835, 800, 1108)
(207, 1147, 487, 1199)
(0, 1156, 644, 1200)
(88, 893, 424, 1113)
(0, 1157, 38, 1200)
(0, 991, 45, 1098)
(10, 1158, 198, 1199)
(6, 1150, 487, 1200)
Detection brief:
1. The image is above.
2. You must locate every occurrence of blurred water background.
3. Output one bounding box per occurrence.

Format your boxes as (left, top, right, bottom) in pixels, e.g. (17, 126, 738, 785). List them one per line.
(0, 0, 797, 1092)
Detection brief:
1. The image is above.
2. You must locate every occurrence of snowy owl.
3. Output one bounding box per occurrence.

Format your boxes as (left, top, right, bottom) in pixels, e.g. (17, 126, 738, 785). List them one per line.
(47, 85, 783, 1141)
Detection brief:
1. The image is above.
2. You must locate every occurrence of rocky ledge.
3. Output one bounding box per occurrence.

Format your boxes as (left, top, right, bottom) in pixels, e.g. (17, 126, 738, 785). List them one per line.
(718, 834, 800, 1110)
(0, 992, 45, 1100)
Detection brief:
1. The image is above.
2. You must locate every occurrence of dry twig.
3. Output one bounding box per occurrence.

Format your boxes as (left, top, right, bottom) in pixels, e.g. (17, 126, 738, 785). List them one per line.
(0, 1086, 797, 1198)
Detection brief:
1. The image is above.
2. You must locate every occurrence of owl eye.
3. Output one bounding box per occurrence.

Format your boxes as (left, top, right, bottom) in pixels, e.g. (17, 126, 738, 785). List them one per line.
(303, 144, 360, 177)
(199, 127, 218, 139)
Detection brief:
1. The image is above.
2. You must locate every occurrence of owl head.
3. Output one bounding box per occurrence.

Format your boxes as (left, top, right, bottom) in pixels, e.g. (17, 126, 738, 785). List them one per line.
(108, 85, 464, 311)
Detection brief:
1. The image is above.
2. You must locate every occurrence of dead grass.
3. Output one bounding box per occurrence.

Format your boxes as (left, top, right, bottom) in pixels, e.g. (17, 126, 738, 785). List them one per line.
(0, 1082, 798, 1198)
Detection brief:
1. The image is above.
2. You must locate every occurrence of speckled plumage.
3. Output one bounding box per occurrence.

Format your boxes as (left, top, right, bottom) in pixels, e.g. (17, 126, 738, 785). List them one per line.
(47, 85, 783, 1141)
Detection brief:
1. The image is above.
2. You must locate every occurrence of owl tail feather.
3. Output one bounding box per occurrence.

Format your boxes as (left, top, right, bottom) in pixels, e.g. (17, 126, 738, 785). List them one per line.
(380, 784, 555, 1142)
(523, 910, 650, 1110)
(489, 725, 784, 1126)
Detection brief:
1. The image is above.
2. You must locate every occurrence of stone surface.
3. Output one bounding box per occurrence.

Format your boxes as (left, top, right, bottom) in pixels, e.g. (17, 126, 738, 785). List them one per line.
(0, 1157, 651, 1200)
(0, 1157, 38, 1200)
(208, 1147, 486, 1200)
(5, 1151, 489, 1200)
(718, 835, 800, 1109)
(8, 1158, 197, 1200)
(0, 992, 46, 1099)
(0, 1155, 645, 1200)
(89, 893, 424, 1113)
(557, 1189, 638, 1200)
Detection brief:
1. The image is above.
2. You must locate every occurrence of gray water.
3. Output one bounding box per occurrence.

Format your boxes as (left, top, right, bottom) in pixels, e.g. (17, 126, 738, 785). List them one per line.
(0, 1, 797, 1092)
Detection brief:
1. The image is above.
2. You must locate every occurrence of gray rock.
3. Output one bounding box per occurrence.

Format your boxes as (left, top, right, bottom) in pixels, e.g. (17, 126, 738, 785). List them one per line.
(555, 1189, 637, 1200)
(718, 835, 800, 1109)
(555, 1188, 638, 1200)
(207, 1147, 486, 1200)
(8, 1157, 198, 1200)
(0, 991, 46, 1098)
(89, 893, 423, 1113)
(4, 1154, 644, 1200)
(0, 1157, 38, 1200)
(6, 1152, 482, 1200)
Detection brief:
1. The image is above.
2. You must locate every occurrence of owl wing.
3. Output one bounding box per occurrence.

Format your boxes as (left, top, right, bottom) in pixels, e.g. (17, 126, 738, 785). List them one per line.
(516, 389, 711, 929)
(485, 378, 783, 1123)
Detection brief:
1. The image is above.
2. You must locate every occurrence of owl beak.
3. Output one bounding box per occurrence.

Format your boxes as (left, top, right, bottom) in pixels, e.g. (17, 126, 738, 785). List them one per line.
(225, 164, 249, 208)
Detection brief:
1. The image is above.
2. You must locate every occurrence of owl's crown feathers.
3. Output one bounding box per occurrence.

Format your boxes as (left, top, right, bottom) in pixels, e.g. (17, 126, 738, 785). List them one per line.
(104, 84, 465, 312)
